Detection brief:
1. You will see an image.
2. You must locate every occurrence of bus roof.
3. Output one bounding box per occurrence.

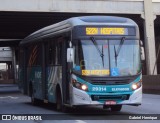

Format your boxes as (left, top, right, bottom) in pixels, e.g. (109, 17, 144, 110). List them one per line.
(20, 16, 138, 45)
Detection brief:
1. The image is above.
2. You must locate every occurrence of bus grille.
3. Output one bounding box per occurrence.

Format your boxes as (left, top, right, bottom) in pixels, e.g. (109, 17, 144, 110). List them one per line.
(75, 73, 140, 85)
(81, 76, 137, 85)
(91, 94, 130, 101)
(90, 79, 130, 85)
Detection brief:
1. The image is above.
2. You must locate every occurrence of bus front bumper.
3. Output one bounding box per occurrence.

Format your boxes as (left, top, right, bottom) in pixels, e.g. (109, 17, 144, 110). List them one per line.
(71, 86, 142, 106)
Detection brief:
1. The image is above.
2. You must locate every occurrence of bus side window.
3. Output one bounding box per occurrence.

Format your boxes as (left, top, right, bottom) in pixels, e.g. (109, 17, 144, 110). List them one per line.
(27, 44, 41, 67)
(48, 42, 53, 65)
(47, 37, 63, 66)
(57, 38, 63, 65)
(57, 42, 62, 65)
(48, 41, 57, 65)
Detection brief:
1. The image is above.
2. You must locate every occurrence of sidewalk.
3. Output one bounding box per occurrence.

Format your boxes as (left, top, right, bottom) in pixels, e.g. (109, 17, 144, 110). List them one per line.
(0, 84, 18, 87)
(0, 84, 20, 94)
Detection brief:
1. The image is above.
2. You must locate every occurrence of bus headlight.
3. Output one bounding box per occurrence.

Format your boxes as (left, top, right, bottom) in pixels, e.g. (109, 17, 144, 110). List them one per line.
(132, 84, 138, 90)
(132, 79, 142, 90)
(72, 79, 88, 91)
(81, 84, 88, 91)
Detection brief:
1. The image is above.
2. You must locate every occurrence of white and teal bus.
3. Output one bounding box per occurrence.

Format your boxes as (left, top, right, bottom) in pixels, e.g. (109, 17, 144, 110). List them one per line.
(19, 16, 144, 112)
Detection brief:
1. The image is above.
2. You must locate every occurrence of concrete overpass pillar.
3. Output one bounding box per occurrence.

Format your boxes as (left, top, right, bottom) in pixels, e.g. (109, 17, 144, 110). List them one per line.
(143, 0, 157, 75)
(12, 47, 16, 83)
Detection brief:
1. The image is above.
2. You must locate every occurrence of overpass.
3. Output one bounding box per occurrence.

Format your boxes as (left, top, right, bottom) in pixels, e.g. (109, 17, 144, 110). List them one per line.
(0, 0, 160, 80)
(0, 47, 15, 83)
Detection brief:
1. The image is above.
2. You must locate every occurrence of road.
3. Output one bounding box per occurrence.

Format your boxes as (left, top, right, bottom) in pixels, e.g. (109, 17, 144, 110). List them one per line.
(0, 84, 160, 123)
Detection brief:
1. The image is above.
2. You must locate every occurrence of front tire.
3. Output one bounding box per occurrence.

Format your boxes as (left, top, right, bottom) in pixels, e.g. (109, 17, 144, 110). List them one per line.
(56, 89, 69, 112)
(110, 105, 122, 111)
(56, 90, 63, 111)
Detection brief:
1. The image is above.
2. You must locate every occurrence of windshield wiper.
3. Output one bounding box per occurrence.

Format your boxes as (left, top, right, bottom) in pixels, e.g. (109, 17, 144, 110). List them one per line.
(90, 37, 104, 67)
(114, 37, 125, 66)
(114, 45, 118, 66)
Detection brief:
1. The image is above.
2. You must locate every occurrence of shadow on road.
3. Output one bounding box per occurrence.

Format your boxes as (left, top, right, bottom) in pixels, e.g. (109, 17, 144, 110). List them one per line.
(24, 102, 135, 120)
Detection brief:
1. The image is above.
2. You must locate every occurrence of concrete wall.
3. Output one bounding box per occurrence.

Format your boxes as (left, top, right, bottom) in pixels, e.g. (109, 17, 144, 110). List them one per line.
(1, 0, 160, 14)
(153, 3, 160, 15)
(0, 47, 12, 62)
(0, 0, 144, 14)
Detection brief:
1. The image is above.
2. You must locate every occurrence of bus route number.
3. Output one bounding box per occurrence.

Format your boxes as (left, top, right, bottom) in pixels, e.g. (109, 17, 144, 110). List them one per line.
(86, 28, 98, 35)
(86, 27, 126, 35)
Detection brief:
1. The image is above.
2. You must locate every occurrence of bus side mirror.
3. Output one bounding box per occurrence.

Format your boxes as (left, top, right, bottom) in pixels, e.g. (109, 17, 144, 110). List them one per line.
(140, 40, 143, 47)
(141, 47, 145, 61)
(139, 40, 145, 61)
(67, 48, 74, 62)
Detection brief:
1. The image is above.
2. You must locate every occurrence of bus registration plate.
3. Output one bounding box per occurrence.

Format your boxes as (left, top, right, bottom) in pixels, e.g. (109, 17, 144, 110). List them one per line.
(105, 101, 116, 105)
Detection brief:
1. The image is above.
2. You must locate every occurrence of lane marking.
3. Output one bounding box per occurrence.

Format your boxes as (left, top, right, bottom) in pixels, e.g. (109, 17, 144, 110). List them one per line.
(75, 120, 87, 123)
(142, 102, 152, 105)
(0, 96, 19, 99)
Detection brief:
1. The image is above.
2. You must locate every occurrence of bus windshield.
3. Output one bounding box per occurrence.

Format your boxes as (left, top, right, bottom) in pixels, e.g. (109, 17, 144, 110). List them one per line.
(74, 39, 141, 77)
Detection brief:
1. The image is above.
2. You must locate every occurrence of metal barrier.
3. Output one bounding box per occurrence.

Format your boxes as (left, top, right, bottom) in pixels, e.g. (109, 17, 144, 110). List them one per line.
(143, 75, 160, 94)
(0, 69, 14, 84)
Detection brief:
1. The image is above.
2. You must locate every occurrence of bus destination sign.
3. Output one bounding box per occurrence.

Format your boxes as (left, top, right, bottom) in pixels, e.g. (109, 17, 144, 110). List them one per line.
(86, 27, 128, 35)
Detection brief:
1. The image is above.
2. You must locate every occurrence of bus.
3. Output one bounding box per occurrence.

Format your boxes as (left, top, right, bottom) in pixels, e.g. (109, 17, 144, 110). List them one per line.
(19, 16, 144, 112)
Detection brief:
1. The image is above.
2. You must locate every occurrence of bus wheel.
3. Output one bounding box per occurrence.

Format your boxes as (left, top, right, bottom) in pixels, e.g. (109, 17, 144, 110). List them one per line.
(110, 105, 122, 111)
(56, 91, 62, 111)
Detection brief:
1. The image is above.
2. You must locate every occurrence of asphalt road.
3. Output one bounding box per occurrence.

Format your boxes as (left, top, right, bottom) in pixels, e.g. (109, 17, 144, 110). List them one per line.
(0, 84, 160, 123)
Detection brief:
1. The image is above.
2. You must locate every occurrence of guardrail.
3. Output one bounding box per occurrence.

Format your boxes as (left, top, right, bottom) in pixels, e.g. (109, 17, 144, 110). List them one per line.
(143, 75, 160, 94)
